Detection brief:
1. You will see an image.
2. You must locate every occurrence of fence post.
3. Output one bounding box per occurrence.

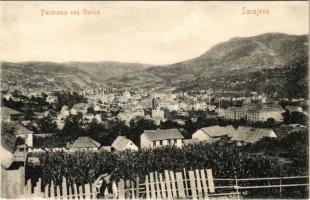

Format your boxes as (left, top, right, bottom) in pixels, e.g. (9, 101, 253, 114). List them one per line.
(234, 175, 240, 200)
(145, 175, 150, 199)
(279, 177, 282, 198)
(136, 177, 140, 198)
(183, 168, 189, 197)
(118, 179, 125, 199)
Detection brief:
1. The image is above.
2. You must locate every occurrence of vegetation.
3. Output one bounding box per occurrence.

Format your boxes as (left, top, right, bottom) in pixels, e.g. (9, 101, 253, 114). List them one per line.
(26, 131, 308, 198)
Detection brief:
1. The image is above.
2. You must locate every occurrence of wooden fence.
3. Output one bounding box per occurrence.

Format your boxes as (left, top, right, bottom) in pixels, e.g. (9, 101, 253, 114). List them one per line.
(23, 168, 309, 199)
(24, 177, 99, 199)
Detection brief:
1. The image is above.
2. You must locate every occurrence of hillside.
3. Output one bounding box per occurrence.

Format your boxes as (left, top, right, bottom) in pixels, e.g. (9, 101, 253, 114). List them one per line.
(1, 61, 152, 92)
(106, 33, 308, 98)
(64, 61, 152, 81)
(1, 62, 100, 92)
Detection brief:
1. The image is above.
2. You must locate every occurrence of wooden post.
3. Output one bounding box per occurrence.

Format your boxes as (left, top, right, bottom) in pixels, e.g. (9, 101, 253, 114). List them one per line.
(149, 172, 156, 199)
(85, 184, 91, 199)
(234, 175, 240, 200)
(155, 172, 162, 199)
(170, 171, 177, 198)
(164, 170, 172, 199)
(136, 177, 140, 198)
(279, 177, 282, 198)
(44, 184, 49, 198)
(51, 181, 55, 199)
(62, 177, 68, 199)
(176, 172, 185, 198)
(73, 183, 78, 199)
(200, 169, 209, 199)
(183, 168, 189, 197)
(206, 169, 215, 193)
(159, 173, 167, 199)
(188, 171, 197, 199)
(91, 183, 96, 200)
(118, 179, 125, 199)
(78, 185, 83, 200)
(131, 181, 135, 199)
(68, 184, 72, 199)
(57, 185, 61, 200)
(195, 170, 203, 198)
(145, 175, 150, 199)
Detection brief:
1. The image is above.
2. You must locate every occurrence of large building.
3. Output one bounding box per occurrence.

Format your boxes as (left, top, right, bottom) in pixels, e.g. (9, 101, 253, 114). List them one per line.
(140, 128, 184, 149)
(219, 104, 284, 122)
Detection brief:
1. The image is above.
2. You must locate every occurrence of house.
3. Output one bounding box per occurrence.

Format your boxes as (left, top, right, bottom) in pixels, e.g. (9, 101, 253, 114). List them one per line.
(14, 124, 33, 148)
(220, 104, 284, 122)
(286, 105, 303, 113)
(70, 103, 88, 115)
(111, 136, 138, 151)
(46, 95, 57, 104)
(140, 128, 184, 149)
(192, 125, 277, 145)
(70, 136, 101, 151)
(1, 131, 27, 199)
(192, 126, 234, 143)
(1, 106, 24, 122)
(231, 127, 277, 145)
(1, 128, 16, 168)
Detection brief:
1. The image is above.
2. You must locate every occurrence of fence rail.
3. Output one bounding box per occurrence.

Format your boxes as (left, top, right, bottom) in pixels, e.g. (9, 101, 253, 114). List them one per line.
(23, 168, 309, 199)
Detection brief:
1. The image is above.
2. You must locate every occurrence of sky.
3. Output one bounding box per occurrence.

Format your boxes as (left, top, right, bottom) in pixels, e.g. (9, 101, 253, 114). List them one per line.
(1, 1, 309, 65)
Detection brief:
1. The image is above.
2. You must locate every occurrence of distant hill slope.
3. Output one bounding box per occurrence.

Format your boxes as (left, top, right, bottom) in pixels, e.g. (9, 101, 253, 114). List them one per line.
(64, 61, 152, 81)
(1, 62, 100, 91)
(1, 61, 152, 92)
(106, 33, 308, 98)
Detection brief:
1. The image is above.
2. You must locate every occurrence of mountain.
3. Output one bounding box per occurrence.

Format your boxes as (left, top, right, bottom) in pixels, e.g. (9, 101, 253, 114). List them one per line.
(1, 62, 100, 92)
(106, 33, 308, 98)
(64, 61, 152, 81)
(1, 61, 152, 92)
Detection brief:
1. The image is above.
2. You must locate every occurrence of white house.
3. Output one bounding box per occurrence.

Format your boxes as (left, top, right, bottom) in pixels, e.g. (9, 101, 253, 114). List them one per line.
(140, 128, 184, 149)
(70, 136, 101, 151)
(111, 136, 138, 151)
(14, 124, 33, 148)
(192, 126, 233, 143)
(192, 125, 278, 145)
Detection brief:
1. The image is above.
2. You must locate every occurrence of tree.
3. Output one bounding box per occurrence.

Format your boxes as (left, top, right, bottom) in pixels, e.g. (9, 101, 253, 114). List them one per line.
(160, 120, 179, 130)
(37, 116, 58, 133)
(291, 112, 308, 125)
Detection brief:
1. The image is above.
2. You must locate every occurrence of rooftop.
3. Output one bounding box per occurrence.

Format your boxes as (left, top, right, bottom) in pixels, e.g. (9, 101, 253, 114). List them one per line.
(111, 136, 136, 151)
(199, 125, 277, 143)
(1, 106, 22, 115)
(142, 128, 184, 141)
(71, 136, 101, 149)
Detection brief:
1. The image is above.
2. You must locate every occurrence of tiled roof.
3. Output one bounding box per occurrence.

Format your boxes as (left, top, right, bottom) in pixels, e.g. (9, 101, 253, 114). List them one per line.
(230, 126, 277, 143)
(71, 137, 100, 149)
(201, 126, 234, 138)
(199, 125, 277, 143)
(1, 106, 21, 115)
(111, 136, 136, 151)
(15, 124, 33, 135)
(142, 128, 184, 141)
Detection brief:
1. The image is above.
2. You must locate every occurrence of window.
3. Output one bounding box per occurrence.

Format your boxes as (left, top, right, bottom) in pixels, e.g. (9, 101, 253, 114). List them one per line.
(159, 140, 163, 145)
(153, 141, 156, 146)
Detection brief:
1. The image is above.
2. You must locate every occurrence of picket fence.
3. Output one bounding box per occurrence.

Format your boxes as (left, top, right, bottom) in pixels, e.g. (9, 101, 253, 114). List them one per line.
(24, 168, 309, 199)
(24, 168, 217, 199)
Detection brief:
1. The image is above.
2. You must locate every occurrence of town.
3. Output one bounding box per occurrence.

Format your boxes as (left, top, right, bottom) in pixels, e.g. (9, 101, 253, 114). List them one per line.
(1, 86, 307, 152)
